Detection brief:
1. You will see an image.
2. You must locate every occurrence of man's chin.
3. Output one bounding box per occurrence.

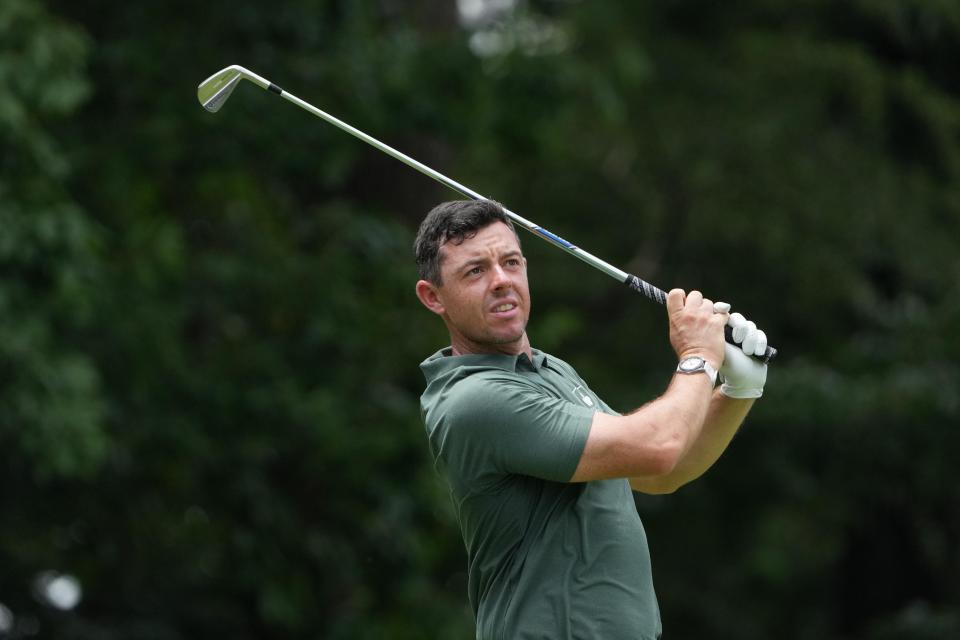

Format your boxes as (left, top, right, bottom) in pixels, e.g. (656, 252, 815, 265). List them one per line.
(485, 330, 526, 347)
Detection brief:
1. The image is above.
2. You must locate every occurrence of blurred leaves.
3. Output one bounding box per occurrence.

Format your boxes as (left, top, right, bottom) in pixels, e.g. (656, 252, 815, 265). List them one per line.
(1, 0, 958, 638)
(0, 0, 105, 481)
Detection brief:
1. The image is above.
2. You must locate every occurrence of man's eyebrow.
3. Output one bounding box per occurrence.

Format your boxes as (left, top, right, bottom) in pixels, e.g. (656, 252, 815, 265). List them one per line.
(458, 249, 522, 266)
(455, 256, 489, 271)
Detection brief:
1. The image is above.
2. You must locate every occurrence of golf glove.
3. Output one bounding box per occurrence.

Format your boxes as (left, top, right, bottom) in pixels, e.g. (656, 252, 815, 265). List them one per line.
(719, 312, 768, 399)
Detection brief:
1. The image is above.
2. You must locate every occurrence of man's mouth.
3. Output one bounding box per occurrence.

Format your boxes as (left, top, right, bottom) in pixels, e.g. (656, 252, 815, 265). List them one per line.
(489, 300, 520, 317)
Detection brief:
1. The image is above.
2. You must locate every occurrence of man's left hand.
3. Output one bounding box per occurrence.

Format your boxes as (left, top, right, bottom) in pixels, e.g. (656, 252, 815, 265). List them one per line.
(717, 309, 768, 399)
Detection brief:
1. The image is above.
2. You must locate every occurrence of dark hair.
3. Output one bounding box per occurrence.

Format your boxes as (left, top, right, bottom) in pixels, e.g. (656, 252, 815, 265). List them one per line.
(413, 200, 519, 285)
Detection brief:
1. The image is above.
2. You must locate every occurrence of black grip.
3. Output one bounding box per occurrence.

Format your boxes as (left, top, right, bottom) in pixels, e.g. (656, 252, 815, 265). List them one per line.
(624, 274, 667, 304)
(624, 273, 778, 364)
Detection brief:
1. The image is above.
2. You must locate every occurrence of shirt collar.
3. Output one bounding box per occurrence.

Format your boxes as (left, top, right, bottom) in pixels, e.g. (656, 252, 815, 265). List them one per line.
(420, 347, 548, 379)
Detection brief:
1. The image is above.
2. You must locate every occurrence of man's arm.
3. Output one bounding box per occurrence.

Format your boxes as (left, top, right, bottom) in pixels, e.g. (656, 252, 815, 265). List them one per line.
(570, 299, 769, 488)
(570, 289, 726, 483)
(630, 315, 769, 493)
(570, 372, 716, 482)
(628, 392, 754, 494)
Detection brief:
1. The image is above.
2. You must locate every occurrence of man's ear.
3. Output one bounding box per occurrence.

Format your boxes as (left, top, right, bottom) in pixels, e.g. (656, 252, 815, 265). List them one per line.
(415, 279, 445, 315)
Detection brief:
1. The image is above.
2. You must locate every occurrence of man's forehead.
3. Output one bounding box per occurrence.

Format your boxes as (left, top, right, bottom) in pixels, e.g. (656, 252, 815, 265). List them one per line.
(441, 222, 520, 259)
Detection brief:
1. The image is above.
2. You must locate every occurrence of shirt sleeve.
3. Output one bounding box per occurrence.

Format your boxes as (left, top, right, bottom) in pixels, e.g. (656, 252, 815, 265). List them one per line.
(432, 373, 595, 486)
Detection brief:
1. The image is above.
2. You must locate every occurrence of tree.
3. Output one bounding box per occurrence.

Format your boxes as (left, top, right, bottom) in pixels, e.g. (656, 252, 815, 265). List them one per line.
(1, 0, 957, 637)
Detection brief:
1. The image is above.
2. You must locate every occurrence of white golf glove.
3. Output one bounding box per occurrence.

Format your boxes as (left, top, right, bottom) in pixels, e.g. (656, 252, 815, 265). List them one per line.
(715, 306, 768, 399)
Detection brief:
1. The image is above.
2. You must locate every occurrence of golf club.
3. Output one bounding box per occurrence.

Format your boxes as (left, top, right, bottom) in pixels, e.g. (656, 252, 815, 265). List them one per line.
(197, 65, 777, 363)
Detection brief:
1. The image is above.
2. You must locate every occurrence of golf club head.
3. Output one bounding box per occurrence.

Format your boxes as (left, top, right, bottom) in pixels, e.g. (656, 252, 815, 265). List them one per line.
(198, 67, 243, 112)
(198, 65, 273, 112)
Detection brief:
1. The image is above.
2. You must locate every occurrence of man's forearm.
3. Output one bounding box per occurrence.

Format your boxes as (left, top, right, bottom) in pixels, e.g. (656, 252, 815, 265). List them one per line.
(572, 373, 717, 483)
(630, 390, 754, 493)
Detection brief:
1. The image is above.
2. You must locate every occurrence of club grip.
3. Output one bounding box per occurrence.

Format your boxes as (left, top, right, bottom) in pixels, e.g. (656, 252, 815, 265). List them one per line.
(624, 274, 778, 363)
(624, 274, 668, 304)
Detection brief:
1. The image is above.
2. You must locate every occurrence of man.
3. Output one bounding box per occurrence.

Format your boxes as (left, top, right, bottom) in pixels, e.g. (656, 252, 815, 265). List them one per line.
(414, 200, 768, 639)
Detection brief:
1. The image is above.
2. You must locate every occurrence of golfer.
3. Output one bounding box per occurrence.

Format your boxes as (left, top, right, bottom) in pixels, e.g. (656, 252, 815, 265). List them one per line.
(414, 200, 768, 639)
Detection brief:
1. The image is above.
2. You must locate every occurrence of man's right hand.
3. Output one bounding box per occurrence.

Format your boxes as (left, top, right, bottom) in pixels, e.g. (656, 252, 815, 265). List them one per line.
(666, 289, 727, 369)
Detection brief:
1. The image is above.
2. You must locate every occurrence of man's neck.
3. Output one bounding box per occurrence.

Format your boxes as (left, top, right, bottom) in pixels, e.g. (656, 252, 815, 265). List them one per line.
(449, 335, 532, 360)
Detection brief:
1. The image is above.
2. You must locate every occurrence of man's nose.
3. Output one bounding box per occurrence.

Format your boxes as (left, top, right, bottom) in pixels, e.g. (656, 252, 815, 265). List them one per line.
(490, 264, 511, 289)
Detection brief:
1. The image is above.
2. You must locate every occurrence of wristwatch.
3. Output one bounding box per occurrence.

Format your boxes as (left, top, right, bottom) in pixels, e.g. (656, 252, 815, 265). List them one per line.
(676, 356, 718, 386)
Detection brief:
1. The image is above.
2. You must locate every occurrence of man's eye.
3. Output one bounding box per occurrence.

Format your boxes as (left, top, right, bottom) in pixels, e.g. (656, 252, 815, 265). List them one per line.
(468, 266, 483, 275)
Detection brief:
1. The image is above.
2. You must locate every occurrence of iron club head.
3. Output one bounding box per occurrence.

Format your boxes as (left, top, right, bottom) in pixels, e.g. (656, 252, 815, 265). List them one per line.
(197, 65, 273, 112)
(198, 68, 242, 112)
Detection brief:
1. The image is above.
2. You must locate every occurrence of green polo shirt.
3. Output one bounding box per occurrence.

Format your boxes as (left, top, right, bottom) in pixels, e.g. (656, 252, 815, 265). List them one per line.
(420, 347, 661, 640)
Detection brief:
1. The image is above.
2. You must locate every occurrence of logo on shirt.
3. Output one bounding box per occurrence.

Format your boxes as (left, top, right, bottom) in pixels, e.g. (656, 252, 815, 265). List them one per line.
(571, 384, 594, 407)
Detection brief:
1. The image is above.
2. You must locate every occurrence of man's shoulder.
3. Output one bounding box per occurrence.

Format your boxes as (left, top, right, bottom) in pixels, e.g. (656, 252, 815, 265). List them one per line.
(419, 350, 542, 423)
(420, 349, 525, 386)
(423, 359, 530, 405)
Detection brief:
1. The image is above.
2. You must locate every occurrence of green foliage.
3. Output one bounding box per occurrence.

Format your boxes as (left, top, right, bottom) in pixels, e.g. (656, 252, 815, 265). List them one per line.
(0, 0, 105, 481)
(1, 0, 958, 638)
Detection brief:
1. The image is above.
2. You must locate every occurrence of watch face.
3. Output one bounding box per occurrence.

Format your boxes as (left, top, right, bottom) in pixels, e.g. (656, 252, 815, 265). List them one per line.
(680, 357, 705, 372)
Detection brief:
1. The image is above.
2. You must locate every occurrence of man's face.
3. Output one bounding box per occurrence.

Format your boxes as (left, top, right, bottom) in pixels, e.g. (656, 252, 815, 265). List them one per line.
(417, 221, 531, 356)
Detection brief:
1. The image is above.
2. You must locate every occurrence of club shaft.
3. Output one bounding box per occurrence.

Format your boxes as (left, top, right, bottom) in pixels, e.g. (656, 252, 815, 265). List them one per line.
(209, 67, 776, 363)
(278, 91, 631, 284)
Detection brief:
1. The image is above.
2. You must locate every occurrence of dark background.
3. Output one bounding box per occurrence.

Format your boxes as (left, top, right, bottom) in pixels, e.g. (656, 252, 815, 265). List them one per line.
(2, 0, 959, 637)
